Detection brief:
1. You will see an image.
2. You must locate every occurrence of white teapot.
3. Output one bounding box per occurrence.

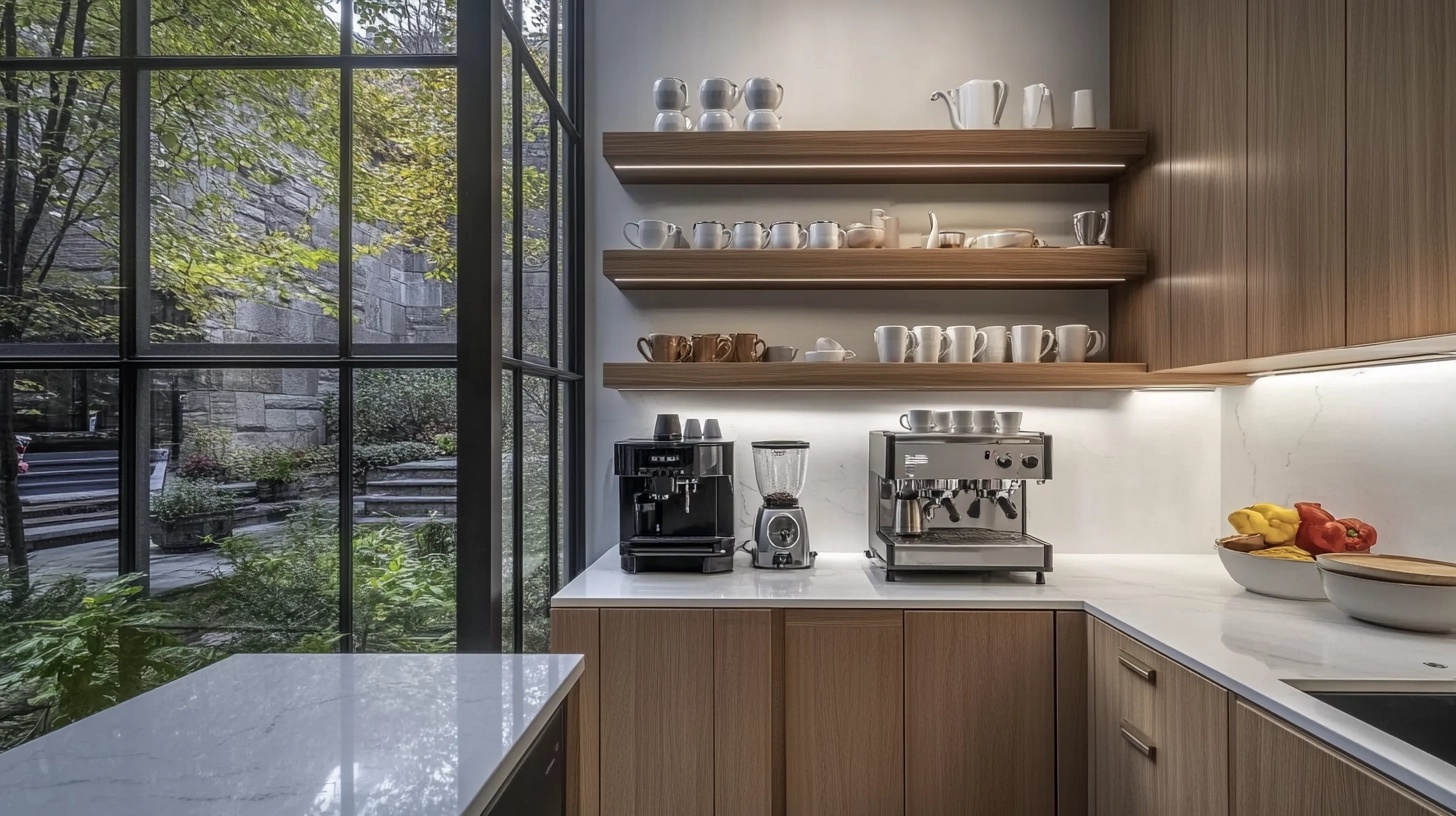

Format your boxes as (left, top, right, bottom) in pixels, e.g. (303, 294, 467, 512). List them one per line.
(931, 79, 1008, 129)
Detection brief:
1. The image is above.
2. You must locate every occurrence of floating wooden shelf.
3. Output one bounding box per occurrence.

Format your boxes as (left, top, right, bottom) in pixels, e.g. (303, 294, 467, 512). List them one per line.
(602, 363, 1249, 391)
(602, 129, 1149, 184)
(603, 248, 1147, 290)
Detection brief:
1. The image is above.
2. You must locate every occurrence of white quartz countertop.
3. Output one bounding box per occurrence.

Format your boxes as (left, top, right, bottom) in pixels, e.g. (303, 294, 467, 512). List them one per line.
(555, 550, 1456, 810)
(0, 653, 583, 816)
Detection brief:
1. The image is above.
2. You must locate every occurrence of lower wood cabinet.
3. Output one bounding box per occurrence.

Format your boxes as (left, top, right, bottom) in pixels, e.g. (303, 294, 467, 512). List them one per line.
(905, 611, 1056, 816)
(1233, 702, 1446, 816)
(1091, 621, 1228, 816)
(785, 609, 905, 816)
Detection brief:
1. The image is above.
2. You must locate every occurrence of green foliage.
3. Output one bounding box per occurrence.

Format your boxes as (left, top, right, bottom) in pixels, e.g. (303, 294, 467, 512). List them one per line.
(433, 432, 458, 456)
(413, 515, 456, 557)
(234, 446, 310, 485)
(150, 479, 237, 523)
(354, 442, 439, 480)
(173, 502, 457, 654)
(352, 369, 458, 444)
(0, 576, 217, 742)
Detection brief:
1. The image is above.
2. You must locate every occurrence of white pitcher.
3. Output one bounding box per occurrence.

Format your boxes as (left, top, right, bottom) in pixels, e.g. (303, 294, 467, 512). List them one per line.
(931, 80, 1008, 129)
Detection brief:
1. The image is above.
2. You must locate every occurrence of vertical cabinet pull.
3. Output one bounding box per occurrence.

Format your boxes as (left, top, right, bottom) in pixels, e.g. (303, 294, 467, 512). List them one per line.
(1117, 650, 1157, 684)
(1119, 719, 1157, 761)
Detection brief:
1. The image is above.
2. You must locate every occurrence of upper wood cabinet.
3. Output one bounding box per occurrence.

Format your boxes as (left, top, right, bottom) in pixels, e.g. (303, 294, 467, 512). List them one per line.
(904, 612, 1056, 816)
(1346, 0, 1456, 346)
(1233, 701, 1447, 815)
(598, 609, 715, 816)
(1168, 0, 1248, 368)
(1247, 0, 1346, 357)
(785, 609, 904, 816)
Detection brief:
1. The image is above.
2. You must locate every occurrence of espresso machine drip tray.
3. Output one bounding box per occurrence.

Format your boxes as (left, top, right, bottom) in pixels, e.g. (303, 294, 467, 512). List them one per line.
(870, 527, 1053, 583)
(879, 528, 1046, 547)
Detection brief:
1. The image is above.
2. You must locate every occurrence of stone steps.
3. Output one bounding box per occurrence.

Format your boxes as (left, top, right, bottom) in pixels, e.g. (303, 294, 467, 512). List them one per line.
(357, 494, 458, 518)
(368, 457, 458, 482)
(362, 478, 456, 497)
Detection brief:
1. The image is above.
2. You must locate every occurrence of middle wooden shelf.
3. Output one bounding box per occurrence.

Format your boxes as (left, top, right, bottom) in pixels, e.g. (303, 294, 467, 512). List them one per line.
(603, 248, 1147, 290)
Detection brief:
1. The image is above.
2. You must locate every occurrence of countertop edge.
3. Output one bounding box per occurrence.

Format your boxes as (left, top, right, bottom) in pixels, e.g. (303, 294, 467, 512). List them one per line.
(464, 657, 585, 816)
(550, 597, 1087, 609)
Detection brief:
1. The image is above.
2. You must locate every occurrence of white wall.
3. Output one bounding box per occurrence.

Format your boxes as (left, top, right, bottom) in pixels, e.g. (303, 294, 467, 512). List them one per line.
(585, 0, 1226, 558)
(1221, 361, 1456, 561)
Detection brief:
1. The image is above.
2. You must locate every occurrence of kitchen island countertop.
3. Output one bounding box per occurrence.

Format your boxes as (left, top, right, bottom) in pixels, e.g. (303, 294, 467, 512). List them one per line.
(555, 549, 1456, 810)
(0, 653, 583, 816)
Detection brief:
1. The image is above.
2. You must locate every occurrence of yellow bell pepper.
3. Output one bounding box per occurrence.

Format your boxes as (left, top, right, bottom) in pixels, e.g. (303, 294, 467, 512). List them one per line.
(1227, 503, 1300, 545)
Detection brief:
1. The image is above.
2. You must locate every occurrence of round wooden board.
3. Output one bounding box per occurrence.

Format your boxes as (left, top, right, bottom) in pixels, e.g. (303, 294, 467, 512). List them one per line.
(1316, 553, 1456, 586)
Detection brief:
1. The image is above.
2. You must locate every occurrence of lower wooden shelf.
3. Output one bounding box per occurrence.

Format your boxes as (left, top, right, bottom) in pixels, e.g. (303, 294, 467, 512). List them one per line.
(602, 363, 1249, 391)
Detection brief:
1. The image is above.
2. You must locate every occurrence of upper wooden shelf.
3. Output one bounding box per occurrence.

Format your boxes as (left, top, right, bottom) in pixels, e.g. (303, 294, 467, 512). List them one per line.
(603, 248, 1147, 290)
(602, 363, 1248, 391)
(602, 129, 1149, 184)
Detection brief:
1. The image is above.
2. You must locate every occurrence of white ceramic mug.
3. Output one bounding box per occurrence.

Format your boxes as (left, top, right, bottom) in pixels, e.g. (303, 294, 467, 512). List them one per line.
(698, 109, 736, 131)
(949, 410, 976, 432)
(808, 220, 847, 249)
(624, 219, 679, 250)
(911, 325, 950, 363)
(971, 410, 998, 433)
(1011, 324, 1056, 363)
(745, 109, 782, 131)
(1054, 324, 1107, 362)
(699, 77, 741, 111)
(900, 409, 936, 432)
(693, 220, 731, 250)
(730, 220, 770, 249)
(770, 221, 808, 249)
(979, 325, 1010, 362)
(653, 110, 693, 132)
(1072, 89, 1096, 129)
(744, 76, 784, 111)
(996, 411, 1024, 434)
(944, 326, 989, 363)
(874, 325, 919, 363)
(653, 77, 689, 111)
(1022, 83, 1054, 128)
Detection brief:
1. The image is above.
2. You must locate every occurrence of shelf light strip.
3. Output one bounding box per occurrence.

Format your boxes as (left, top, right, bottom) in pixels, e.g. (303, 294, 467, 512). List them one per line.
(1248, 352, 1456, 378)
(613, 277, 1128, 284)
(613, 162, 1127, 171)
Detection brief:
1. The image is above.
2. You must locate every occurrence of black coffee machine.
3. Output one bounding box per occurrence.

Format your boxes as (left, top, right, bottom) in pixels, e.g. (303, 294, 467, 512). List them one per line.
(614, 414, 735, 574)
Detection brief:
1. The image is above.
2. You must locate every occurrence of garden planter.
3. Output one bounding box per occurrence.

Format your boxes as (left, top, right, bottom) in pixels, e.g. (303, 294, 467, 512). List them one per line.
(256, 479, 301, 503)
(152, 511, 235, 553)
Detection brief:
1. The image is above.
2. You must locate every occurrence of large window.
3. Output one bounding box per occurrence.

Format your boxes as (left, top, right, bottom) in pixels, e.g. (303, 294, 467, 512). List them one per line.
(0, 0, 583, 750)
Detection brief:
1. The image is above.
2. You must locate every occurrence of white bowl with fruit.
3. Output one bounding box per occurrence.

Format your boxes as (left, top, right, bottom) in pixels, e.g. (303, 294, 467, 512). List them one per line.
(1215, 503, 1379, 602)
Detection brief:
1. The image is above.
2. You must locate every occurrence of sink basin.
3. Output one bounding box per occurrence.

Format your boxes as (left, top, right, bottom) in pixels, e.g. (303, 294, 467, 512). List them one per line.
(1286, 680, 1456, 766)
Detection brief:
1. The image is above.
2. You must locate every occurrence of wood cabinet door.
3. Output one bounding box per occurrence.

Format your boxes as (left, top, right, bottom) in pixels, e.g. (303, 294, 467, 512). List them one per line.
(1160, 658, 1228, 816)
(1091, 624, 1160, 816)
(1247, 0, 1346, 357)
(1169, 0, 1248, 367)
(715, 609, 782, 816)
(1233, 702, 1445, 815)
(904, 611, 1056, 816)
(599, 609, 714, 816)
(1346, 0, 1456, 345)
(785, 609, 904, 816)
(551, 608, 600, 816)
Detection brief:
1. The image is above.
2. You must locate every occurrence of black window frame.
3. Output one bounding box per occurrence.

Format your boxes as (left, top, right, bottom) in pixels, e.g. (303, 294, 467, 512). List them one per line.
(0, 0, 586, 654)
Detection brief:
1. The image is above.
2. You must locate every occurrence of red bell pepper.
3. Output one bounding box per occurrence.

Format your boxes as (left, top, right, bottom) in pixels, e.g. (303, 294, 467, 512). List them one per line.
(1293, 502, 1377, 554)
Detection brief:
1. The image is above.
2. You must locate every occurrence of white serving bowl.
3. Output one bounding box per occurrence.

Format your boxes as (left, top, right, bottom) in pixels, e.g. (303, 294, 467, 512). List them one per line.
(1319, 568, 1456, 633)
(1216, 545, 1326, 601)
(804, 350, 854, 362)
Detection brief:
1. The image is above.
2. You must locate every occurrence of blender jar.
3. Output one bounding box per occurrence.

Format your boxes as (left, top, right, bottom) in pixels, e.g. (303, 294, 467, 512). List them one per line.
(752, 441, 809, 507)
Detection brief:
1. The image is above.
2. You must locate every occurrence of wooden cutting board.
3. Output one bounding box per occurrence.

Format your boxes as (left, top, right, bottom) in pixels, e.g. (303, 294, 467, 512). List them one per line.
(1316, 553, 1456, 586)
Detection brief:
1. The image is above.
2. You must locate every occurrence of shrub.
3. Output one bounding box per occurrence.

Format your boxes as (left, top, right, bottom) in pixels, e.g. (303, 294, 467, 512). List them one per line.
(181, 426, 235, 463)
(352, 369, 457, 444)
(433, 432, 457, 456)
(151, 479, 237, 522)
(353, 442, 438, 481)
(178, 453, 230, 481)
(234, 446, 309, 484)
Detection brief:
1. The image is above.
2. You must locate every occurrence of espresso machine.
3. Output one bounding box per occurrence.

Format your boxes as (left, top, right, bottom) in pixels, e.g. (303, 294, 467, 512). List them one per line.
(614, 415, 735, 573)
(866, 430, 1053, 582)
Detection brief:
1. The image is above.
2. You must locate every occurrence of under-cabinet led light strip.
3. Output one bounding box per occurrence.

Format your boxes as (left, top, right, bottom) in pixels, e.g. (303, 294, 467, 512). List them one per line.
(612, 277, 1128, 285)
(613, 162, 1127, 171)
(1248, 352, 1456, 377)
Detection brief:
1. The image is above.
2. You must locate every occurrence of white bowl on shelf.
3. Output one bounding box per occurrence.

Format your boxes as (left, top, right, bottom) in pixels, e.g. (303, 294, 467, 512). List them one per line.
(1216, 545, 1326, 601)
(1319, 568, 1456, 633)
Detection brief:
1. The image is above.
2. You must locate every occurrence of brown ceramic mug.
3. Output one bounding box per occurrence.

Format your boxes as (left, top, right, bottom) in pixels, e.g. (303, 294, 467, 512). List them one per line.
(690, 333, 733, 363)
(728, 332, 768, 362)
(636, 333, 691, 363)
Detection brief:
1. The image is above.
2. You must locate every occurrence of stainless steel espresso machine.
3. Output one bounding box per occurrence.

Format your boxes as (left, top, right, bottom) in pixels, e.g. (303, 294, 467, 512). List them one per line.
(614, 415, 735, 574)
(866, 430, 1053, 582)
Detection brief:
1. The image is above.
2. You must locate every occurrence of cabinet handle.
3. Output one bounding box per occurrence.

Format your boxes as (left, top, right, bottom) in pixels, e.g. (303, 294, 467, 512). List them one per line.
(1117, 650, 1157, 684)
(1119, 720, 1157, 761)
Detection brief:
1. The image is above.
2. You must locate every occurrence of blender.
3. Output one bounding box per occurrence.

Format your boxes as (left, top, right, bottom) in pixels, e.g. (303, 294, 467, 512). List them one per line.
(749, 440, 817, 569)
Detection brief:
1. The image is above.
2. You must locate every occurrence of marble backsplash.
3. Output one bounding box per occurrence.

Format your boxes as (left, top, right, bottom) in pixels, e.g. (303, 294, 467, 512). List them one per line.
(1221, 359, 1456, 561)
